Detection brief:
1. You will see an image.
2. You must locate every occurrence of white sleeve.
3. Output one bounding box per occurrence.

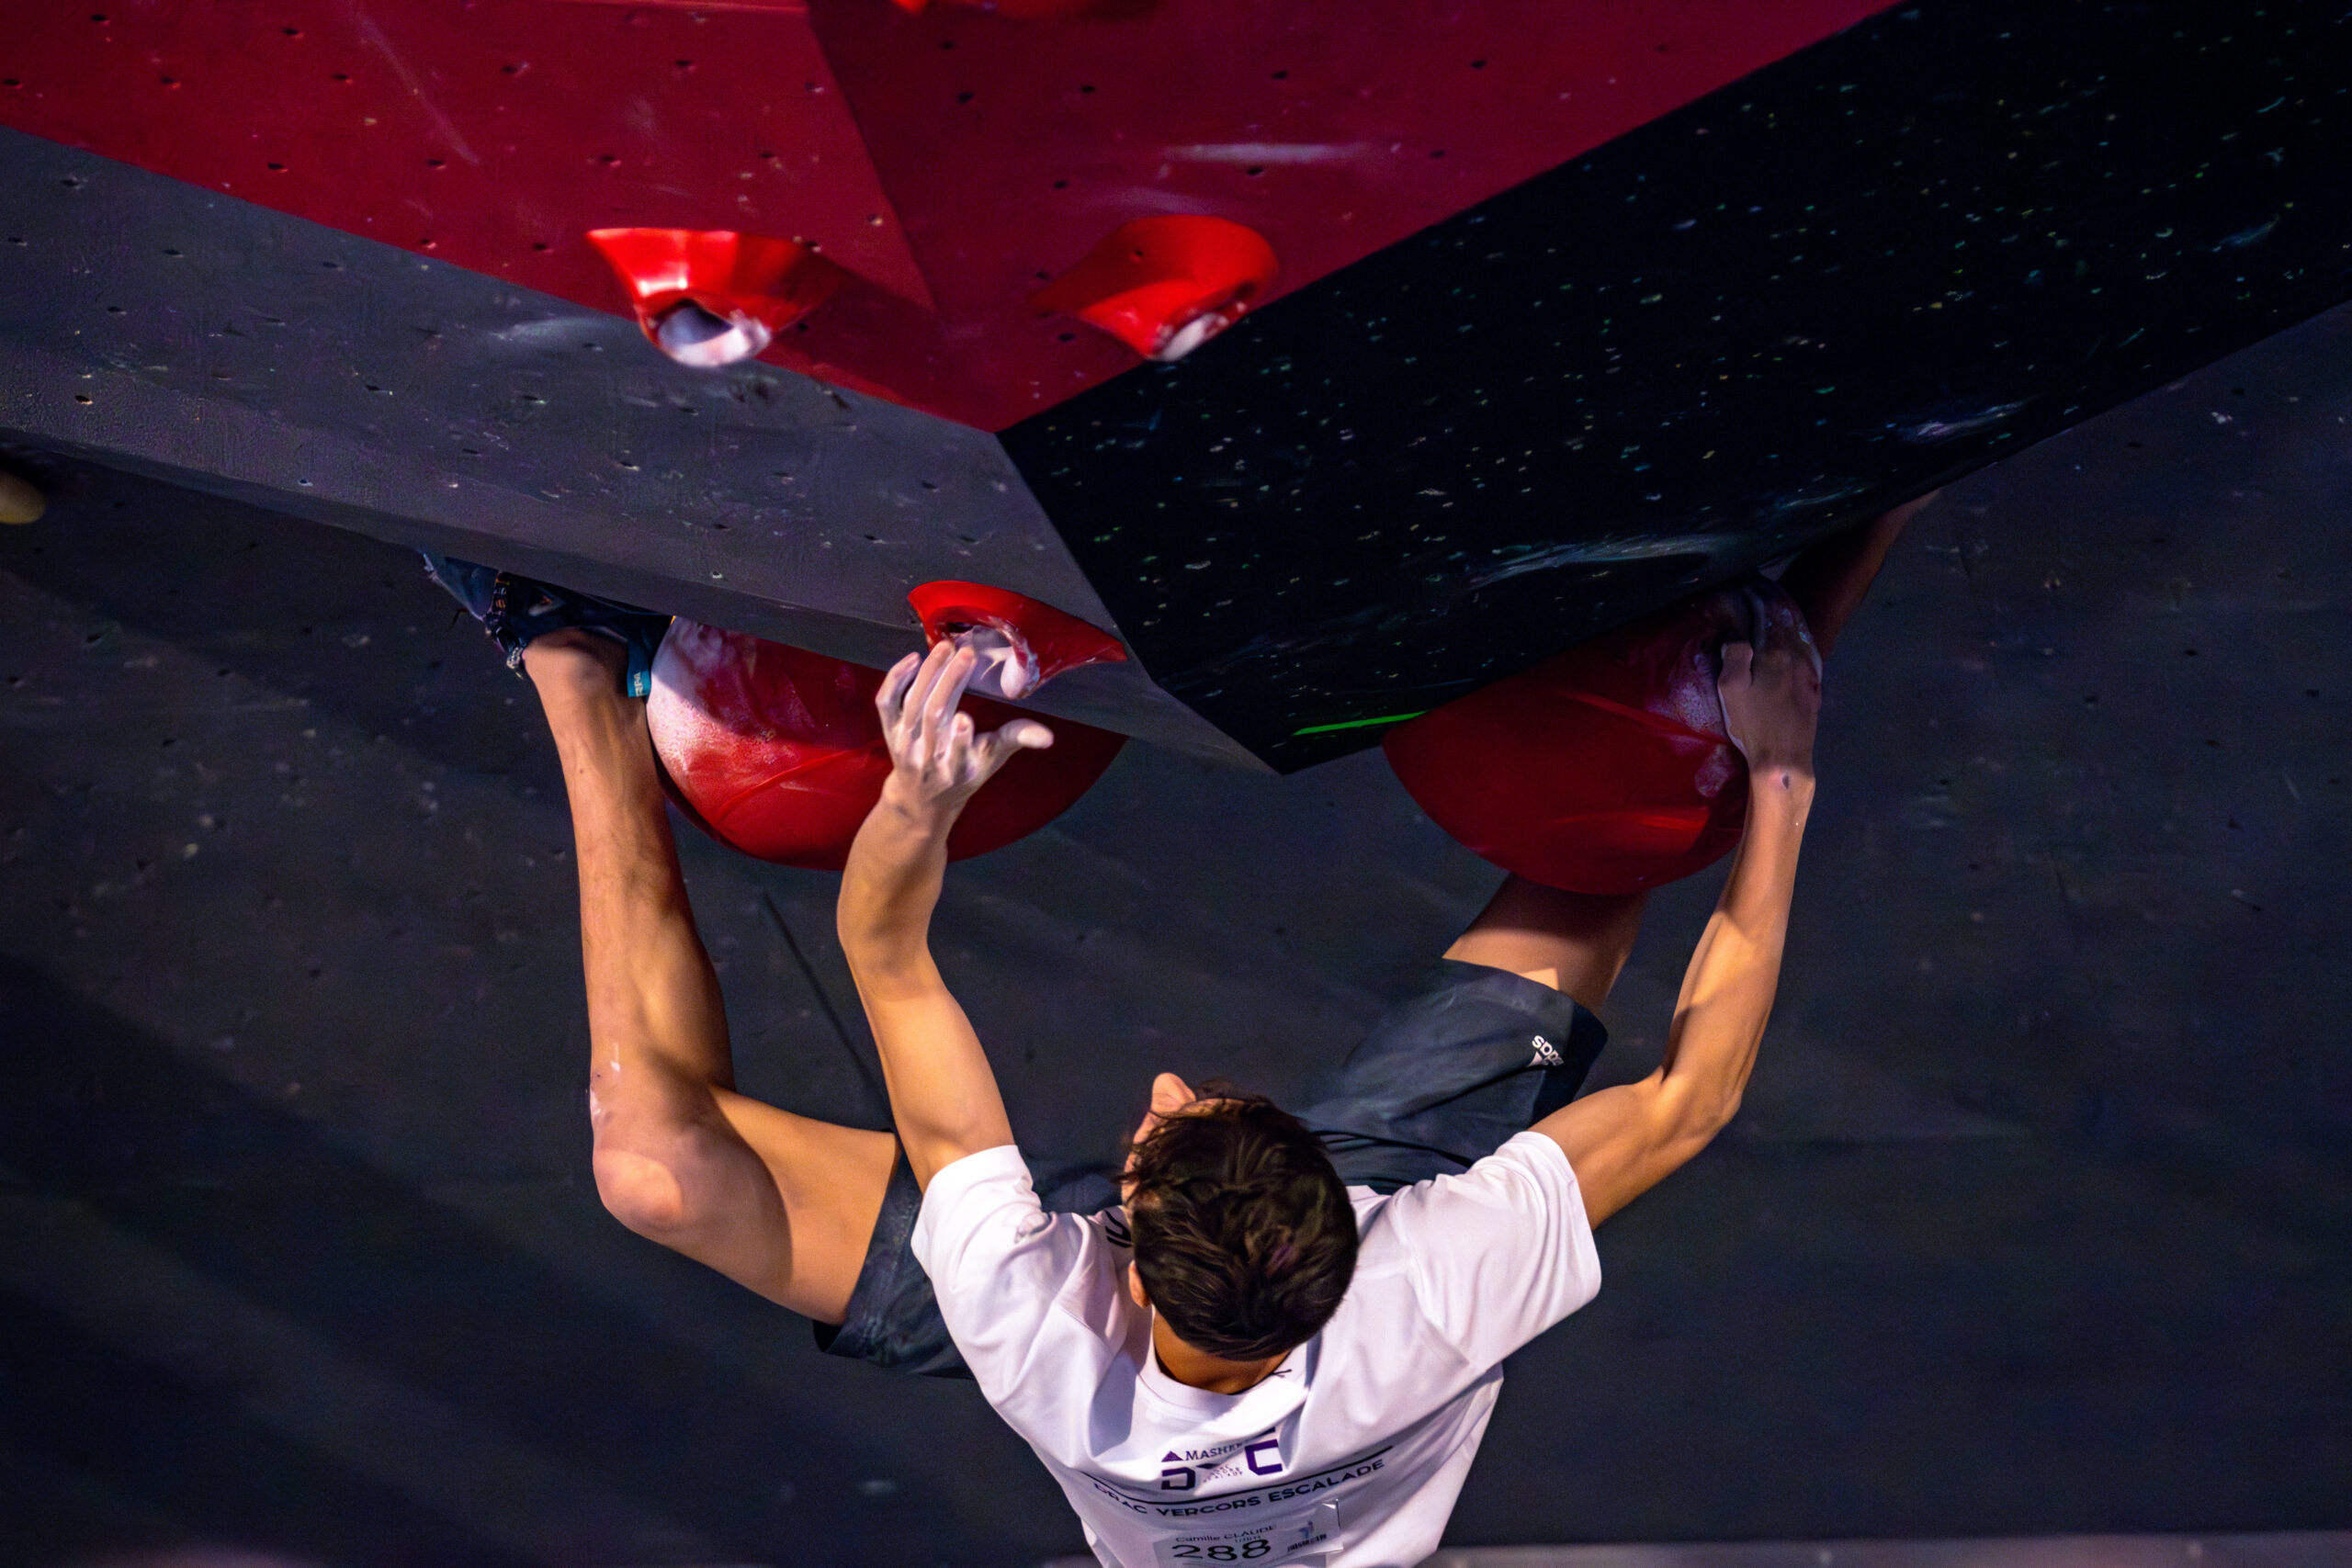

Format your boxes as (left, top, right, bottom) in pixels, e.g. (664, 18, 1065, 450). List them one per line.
(909, 1144, 1090, 1400)
(1376, 1131, 1603, 1370)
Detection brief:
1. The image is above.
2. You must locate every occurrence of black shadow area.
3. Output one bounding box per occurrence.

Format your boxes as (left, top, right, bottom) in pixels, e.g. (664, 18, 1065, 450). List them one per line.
(0, 1290, 532, 1568)
(0, 955, 970, 1568)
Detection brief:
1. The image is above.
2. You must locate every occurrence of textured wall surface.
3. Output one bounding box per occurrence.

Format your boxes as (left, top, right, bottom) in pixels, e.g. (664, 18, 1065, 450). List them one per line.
(1010, 0, 2352, 765)
(0, 125, 1244, 765)
(11, 6, 2352, 773)
(2, 303, 2347, 1562)
(0, 0, 1891, 427)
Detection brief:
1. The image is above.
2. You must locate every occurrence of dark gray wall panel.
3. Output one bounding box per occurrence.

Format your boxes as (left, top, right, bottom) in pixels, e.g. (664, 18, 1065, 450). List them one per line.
(0, 125, 1256, 768)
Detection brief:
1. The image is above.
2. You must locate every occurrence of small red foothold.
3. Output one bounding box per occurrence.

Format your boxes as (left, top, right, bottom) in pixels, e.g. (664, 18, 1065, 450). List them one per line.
(908, 581, 1125, 701)
(1030, 216, 1278, 362)
(585, 228, 843, 368)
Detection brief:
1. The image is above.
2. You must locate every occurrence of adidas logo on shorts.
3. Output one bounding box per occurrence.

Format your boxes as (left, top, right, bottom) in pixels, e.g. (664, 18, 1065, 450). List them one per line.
(1530, 1034, 1564, 1067)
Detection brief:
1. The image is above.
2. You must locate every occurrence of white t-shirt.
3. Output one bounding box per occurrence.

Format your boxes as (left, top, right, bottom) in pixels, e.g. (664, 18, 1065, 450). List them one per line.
(911, 1130, 1602, 1568)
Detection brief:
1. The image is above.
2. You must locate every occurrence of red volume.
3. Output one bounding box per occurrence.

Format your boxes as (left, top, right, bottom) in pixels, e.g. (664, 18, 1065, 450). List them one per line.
(1385, 581, 1812, 895)
(648, 621, 1125, 871)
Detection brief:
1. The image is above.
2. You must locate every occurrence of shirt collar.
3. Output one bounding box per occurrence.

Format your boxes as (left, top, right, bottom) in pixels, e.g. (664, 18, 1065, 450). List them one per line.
(1135, 1327, 1313, 1428)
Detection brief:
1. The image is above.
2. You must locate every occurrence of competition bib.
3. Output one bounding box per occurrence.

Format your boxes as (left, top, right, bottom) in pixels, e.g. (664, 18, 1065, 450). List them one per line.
(1150, 1502, 1340, 1567)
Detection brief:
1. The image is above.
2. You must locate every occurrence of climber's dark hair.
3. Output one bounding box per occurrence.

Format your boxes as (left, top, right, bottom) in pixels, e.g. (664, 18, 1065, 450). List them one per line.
(1123, 1086, 1359, 1361)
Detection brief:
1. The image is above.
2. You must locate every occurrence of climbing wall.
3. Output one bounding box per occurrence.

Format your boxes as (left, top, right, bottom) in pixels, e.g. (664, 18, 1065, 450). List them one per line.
(0, 0, 1891, 428)
(5, 0, 2350, 771)
(1001, 0, 2352, 764)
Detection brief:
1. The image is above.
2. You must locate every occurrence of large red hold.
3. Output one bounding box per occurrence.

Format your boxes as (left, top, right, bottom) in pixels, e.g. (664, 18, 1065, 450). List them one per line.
(647, 620, 1127, 872)
(1384, 581, 1809, 896)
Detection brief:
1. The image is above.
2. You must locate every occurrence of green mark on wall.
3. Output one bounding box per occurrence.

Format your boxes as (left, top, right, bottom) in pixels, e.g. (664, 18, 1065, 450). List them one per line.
(1293, 711, 1429, 736)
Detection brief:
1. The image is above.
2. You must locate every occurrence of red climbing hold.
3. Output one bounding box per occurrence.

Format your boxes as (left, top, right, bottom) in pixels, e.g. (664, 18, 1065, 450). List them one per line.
(1031, 216, 1279, 362)
(647, 621, 1126, 872)
(907, 580, 1126, 702)
(1384, 580, 1813, 896)
(586, 228, 844, 368)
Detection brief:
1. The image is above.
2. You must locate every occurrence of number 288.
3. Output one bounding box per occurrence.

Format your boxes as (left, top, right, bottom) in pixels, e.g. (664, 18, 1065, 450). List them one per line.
(1170, 1540, 1273, 1560)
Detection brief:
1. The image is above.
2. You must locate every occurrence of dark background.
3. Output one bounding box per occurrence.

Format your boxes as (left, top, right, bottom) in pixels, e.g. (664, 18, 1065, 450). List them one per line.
(3, 305, 2348, 1562)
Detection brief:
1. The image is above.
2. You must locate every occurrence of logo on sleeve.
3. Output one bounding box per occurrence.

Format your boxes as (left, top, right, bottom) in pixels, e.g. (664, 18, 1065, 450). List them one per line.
(1530, 1034, 1564, 1067)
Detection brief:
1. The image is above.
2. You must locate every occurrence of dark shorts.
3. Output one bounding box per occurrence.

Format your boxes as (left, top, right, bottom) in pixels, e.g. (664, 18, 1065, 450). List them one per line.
(814, 958, 1607, 1379)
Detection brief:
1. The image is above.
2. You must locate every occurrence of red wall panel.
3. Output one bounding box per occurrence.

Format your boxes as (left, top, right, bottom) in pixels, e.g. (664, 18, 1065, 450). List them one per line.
(2, 0, 1894, 427)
